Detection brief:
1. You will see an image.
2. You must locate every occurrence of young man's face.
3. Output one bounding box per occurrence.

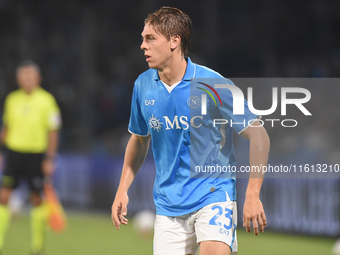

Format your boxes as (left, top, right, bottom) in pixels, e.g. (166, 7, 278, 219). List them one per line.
(140, 23, 173, 70)
(16, 66, 41, 93)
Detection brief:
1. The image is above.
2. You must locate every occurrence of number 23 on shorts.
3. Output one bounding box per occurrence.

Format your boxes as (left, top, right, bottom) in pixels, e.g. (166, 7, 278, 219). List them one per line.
(209, 205, 233, 230)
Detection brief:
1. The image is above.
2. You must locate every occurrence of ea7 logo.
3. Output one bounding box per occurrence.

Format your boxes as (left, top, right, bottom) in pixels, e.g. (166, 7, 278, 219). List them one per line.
(145, 100, 155, 105)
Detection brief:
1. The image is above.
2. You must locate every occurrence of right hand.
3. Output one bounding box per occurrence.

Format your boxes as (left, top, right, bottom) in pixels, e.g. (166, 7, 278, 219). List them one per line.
(111, 191, 129, 230)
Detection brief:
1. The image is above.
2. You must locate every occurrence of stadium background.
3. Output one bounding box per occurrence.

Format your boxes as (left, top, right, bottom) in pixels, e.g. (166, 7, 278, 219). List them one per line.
(0, 0, 339, 254)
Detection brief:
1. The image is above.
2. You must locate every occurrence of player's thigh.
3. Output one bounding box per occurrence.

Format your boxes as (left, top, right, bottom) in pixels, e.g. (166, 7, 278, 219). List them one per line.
(25, 153, 44, 193)
(1, 150, 22, 190)
(199, 241, 231, 255)
(154, 214, 199, 255)
(195, 201, 238, 254)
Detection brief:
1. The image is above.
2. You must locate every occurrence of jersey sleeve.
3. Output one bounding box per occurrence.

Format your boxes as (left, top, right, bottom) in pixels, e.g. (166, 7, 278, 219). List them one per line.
(217, 80, 259, 134)
(47, 96, 62, 131)
(128, 83, 149, 136)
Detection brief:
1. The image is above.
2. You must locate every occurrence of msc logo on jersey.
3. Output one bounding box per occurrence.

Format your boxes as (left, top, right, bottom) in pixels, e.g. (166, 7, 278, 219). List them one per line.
(187, 96, 201, 109)
(148, 114, 163, 132)
(163, 116, 189, 130)
(148, 115, 196, 132)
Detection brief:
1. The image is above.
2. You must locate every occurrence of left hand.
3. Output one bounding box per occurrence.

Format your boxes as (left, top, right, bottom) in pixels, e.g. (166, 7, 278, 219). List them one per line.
(243, 195, 267, 236)
(42, 158, 55, 177)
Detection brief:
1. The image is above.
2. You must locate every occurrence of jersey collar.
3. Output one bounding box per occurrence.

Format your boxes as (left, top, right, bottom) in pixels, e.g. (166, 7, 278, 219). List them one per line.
(152, 57, 196, 82)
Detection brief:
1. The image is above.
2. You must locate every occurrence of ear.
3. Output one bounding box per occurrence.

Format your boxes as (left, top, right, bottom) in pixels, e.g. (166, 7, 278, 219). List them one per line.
(170, 35, 181, 51)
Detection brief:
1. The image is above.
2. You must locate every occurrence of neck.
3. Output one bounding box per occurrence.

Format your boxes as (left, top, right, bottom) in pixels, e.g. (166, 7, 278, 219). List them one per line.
(22, 85, 38, 94)
(158, 55, 187, 86)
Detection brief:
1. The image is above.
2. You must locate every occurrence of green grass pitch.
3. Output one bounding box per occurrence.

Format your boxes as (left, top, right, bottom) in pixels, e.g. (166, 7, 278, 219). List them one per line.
(1, 212, 335, 255)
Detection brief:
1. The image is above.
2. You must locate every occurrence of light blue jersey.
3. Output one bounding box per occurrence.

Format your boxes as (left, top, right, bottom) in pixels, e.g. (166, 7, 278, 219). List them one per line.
(128, 58, 257, 216)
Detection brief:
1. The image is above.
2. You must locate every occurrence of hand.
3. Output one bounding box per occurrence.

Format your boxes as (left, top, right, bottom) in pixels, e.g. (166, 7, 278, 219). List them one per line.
(42, 158, 55, 177)
(243, 196, 267, 236)
(111, 191, 129, 230)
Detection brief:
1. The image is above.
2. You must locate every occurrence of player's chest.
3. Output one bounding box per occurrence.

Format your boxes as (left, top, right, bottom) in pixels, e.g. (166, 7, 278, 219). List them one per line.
(140, 83, 192, 132)
(141, 84, 191, 115)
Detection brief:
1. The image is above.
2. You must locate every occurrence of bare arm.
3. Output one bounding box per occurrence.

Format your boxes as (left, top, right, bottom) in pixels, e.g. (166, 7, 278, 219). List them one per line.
(0, 127, 7, 168)
(42, 130, 59, 177)
(241, 121, 270, 236)
(0, 127, 7, 145)
(111, 134, 151, 230)
(46, 130, 59, 159)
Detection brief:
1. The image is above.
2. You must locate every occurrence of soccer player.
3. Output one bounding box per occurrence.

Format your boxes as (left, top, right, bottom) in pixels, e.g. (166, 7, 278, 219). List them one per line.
(111, 7, 270, 255)
(0, 60, 62, 255)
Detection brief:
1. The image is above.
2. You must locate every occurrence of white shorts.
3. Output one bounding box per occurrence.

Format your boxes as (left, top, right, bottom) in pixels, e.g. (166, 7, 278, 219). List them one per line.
(154, 201, 238, 255)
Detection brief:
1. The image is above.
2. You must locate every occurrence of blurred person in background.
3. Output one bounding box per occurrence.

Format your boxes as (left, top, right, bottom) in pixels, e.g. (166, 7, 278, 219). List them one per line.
(112, 7, 269, 255)
(0, 60, 62, 255)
